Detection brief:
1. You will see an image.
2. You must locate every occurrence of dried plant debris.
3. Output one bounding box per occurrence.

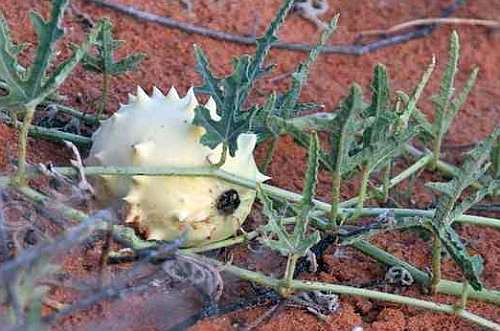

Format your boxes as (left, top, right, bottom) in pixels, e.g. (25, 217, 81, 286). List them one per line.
(287, 290, 339, 321)
(293, 0, 330, 30)
(162, 254, 223, 302)
(385, 266, 414, 287)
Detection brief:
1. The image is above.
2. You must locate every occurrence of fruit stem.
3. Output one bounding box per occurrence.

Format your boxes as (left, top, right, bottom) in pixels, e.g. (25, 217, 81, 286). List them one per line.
(213, 144, 228, 168)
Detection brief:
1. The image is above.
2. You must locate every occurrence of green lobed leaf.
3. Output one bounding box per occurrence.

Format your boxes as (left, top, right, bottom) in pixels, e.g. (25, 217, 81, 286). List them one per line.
(266, 114, 334, 171)
(451, 179, 500, 219)
(193, 45, 223, 106)
(283, 112, 336, 132)
(193, 51, 259, 155)
(432, 31, 460, 138)
(251, 16, 339, 152)
(351, 65, 417, 174)
(396, 91, 434, 138)
(257, 133, 321, 257)
(426, 129, 499, 290)
(0, 0, 99, 110)
(330, 84, 364, 176)
(97, 18, 114, 72)
(257, 188, 295, 256)
(275, 16, 338, 118)
(397, 56, 436, 131)
(193, 0, 336, 156)
(444, 66, 479, 133)
(292, 133, 321, 255)
(343, 127, 417, 175)
(109, 53, 145, 75)
(242, 0, 296, 102)
(428, 135, 495, 226)
(432, 224, 484, 290)
(252, 100, 325, 143)
(0, 13, 27, 107)
(26, 0, 68, 97)
(363, 64, 391, 147)
(366, 64, 390, 117)
(368, 128, 418, 173)
(32, 23, 100, 108)
(81, 18, 145, 76)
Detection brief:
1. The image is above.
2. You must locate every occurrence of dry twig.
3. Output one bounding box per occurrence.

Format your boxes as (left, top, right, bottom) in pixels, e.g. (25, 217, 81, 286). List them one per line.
(360, 17, 500, 38)
(84, 0, 466, 55)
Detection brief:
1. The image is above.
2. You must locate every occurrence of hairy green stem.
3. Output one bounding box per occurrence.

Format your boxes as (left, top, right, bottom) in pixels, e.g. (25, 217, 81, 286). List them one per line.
(289, 279, 499, 330)
(432, 132, 444, 169)
(281, 254, 299, 296)
(382, 162, 391, 203)
(97, 72, 109, 117)
(15, 185, 500, 328)
(184, 230, 258, 253)
(459, 282, 470, 310)
(27, 125, 92, 147)
(351, 240, 500, 305)
(4, 115, 92, 147)
(351, 240, 429, 284)
(185, 252, 500, 330)
(431, 234, 442, 295)
(3, 165, 499, 229)
(404, 144, 482, 189)
(355, 163, 370, 214)
(13, 105, 37, 186)
(41, 103, 104, 125)
(330, 168, 342, 225)
(341, 154, 432, 207)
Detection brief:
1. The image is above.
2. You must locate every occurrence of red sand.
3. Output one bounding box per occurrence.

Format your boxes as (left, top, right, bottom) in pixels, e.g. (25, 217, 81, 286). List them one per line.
(0, 0, 499, 330)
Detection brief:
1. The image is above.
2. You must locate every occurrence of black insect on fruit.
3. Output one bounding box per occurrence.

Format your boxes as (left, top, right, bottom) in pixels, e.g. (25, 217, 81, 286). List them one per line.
(216, 189, 241, 215)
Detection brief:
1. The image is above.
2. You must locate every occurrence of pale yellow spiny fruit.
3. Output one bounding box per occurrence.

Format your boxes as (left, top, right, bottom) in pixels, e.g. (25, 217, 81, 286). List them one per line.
(86, 86, 269, 247)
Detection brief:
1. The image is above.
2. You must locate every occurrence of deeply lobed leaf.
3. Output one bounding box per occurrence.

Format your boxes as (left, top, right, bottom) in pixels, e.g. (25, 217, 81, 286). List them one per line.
(257, 133, 321, 257)
(193, 0, 297, 157)
(25, 0, 68, 98)
(0, 0, 99, 110)
(0, 13, 27, 107)
(81, 18, 145, 75)
(193, 1, 339, 159)
(426, 129, 500, 290)
(330, 84, 364, 175)
(433, 30, 459, 137)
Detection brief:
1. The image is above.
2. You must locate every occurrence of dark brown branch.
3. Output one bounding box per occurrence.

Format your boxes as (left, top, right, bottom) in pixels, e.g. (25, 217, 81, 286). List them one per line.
(85, 0, 465, 55)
